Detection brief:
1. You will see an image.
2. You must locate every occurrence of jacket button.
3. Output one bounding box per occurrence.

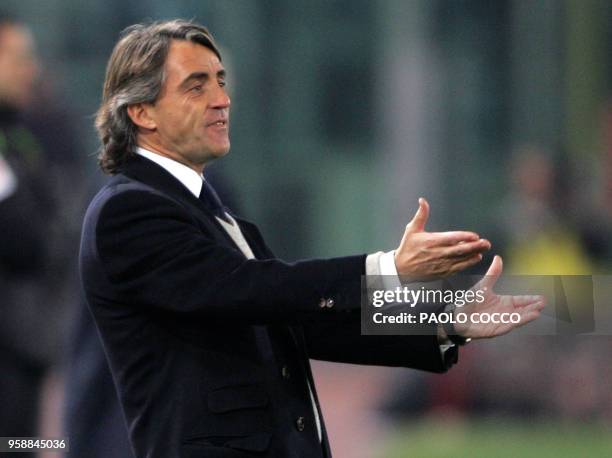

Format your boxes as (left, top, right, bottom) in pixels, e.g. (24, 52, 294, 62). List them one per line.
(319, 298, 335, 308)
(296, 416, 305, 432)
(281, 365, 290, 380)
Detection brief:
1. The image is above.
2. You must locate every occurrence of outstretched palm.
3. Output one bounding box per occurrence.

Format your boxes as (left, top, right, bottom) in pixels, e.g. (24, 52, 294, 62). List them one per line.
(454, 255, 545, 339)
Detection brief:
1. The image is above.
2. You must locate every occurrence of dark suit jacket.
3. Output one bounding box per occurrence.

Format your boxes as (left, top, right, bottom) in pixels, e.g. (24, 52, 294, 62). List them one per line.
(79, 154, 457, 458)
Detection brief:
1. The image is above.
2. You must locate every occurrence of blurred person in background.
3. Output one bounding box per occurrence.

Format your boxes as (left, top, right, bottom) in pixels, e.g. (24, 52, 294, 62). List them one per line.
(498, 145, 593, 275)
(474, 146, 604, 419)
(63, 301, 134, 458)
(0, 13, 83, 453)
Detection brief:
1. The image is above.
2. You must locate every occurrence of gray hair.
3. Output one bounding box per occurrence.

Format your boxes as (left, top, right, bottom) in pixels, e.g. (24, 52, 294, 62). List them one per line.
(95, 19, 221, 174)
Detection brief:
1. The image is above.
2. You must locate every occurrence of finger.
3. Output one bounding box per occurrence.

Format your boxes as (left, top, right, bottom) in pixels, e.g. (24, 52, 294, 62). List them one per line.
(480, 255, 503, 289)
(492, 306, 542, 337)
(442, 239, 491, 258)
(517, 307, 543, 326)
(494, 295, 541, 310)
(406, 197, 429, 234)
(510, 295, 546, 308)
(483, 301, 544, 338)
(516, 299, 545, 318)
(448, 253, 483, 274)
(427, 231, 481, 246)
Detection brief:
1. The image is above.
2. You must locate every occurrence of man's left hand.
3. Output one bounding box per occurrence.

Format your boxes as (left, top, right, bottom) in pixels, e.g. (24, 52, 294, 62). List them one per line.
(452, 255, 545, 339)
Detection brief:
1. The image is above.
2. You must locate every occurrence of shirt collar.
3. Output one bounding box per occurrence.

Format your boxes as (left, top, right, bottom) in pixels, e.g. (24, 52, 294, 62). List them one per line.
(135, 147, 203, 198)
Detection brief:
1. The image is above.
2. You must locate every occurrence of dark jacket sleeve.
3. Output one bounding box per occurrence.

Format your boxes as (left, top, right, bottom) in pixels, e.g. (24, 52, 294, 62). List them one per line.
(302, 312, 458, 373)
(91, 189, 366, 324)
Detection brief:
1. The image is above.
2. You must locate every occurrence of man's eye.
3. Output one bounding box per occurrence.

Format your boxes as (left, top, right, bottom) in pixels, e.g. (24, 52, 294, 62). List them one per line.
(219, 80, 226, 87)
(190, 85, 203, 92)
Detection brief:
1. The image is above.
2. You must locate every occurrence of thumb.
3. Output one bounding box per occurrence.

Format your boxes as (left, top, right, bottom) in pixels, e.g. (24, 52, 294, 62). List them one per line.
(481, 255, 503, 290)
(406, 197, 429, 233)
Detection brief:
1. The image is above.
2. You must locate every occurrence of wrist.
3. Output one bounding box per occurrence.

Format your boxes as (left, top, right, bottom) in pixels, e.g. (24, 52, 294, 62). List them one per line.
(437, 323, 450, 344)
(442, 304, 471, 346)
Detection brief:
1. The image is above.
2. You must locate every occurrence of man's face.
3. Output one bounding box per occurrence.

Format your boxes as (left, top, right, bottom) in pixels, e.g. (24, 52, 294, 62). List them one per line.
(0, 24, 39, 109)
(143, 40, 230, 171)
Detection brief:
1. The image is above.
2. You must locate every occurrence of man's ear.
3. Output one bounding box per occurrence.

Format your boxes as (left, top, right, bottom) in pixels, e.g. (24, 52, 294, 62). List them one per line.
(127, 103, 156, 130)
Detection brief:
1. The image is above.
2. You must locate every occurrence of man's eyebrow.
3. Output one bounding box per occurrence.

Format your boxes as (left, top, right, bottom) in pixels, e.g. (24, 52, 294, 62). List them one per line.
(179, 69, 226, 89)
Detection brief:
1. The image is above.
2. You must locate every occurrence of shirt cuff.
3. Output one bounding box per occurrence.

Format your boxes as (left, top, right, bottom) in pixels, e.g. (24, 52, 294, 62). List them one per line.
(366, 250, 455, 358)
(379, 250, 399, 276)
(365, 250, 401, 290)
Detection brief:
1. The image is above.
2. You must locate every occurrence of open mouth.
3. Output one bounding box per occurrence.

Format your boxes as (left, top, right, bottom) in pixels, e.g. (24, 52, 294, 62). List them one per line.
(208, 120, 227, 127)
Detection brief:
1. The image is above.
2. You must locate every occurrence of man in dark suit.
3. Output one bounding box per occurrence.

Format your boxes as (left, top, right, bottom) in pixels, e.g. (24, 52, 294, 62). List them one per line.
(79, 20, 544, 458)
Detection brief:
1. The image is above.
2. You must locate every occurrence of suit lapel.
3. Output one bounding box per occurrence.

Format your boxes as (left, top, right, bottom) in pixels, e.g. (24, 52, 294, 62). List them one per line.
(120, 154, 269, 257)
(229, 214, 275, 260)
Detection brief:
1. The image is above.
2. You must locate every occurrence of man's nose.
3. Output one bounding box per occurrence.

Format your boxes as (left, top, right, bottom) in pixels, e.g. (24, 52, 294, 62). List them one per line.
(211, 86, 231, 109)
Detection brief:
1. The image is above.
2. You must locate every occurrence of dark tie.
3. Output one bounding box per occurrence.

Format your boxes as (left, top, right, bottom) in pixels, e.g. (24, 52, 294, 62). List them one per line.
(199, 179, 230, 223)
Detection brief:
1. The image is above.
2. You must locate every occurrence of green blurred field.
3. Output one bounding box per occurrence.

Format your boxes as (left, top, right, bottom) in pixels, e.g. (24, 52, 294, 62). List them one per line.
(379, 419, 612, 458)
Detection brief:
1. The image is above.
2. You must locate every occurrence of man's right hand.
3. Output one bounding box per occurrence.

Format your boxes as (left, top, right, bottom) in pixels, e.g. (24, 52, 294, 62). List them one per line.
(394, 198, 491, 278)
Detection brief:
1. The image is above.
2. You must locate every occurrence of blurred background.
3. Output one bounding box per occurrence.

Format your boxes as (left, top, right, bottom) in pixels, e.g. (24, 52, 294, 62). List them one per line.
(0, 0, 611, 457)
